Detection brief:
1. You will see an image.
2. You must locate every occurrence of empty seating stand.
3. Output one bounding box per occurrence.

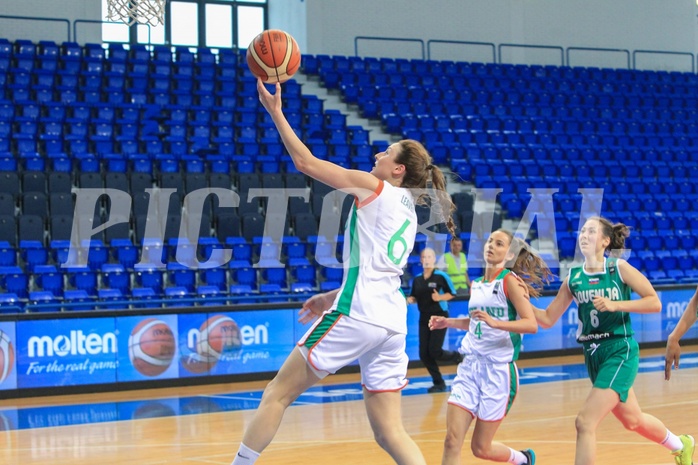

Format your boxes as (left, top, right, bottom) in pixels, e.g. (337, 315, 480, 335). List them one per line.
(0, 39, 695, 312)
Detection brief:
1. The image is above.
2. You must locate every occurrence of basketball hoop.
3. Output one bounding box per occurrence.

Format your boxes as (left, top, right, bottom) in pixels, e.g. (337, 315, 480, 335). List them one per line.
(107, 0, 166, 27)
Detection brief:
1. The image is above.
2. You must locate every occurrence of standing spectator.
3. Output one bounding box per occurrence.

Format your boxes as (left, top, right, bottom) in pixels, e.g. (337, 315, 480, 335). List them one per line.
(438, 237, 471, 295)
(407, 247, 462, 393)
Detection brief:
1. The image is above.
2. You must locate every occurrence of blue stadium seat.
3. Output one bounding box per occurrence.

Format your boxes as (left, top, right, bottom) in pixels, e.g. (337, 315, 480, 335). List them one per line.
(64, 290, 91, 306)
(198, 285, 222, 305)
(135, 269, 164, 294)
(258, 283, 286, 303)
(131, 287, 158, 308)
(0, 292, 21, 313)
(29, 291, 60, 312)
(321, 266, 343, 283)
(34, 264, 64, 296)
(291, 282, 314, 294)
(5, 266, 28, 297)
(200, 267, 227, 291)
(101, 263, 130, 294)
(19, 240, 48, 271)
(283, 237, 307, 259)
(261, 266, 287, 289)
(164, 286, 189, 306)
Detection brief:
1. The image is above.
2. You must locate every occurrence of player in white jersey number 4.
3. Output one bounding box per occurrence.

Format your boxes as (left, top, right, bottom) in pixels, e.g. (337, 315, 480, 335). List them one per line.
(430, 229, 552, 465)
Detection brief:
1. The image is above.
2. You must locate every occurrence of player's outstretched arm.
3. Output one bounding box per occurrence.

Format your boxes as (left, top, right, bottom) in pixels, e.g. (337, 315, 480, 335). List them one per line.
(665, 287, 698, 380)
(257, 80, 379, 203)
(429, 315, 470, 331)
(533, 277, 573, 329)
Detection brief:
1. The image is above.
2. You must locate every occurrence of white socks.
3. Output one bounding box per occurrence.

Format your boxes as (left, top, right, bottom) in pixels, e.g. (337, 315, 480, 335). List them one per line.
(661, 430, 684, 451)
(508, 448, 527, 464)
(231, 443, 261, 465)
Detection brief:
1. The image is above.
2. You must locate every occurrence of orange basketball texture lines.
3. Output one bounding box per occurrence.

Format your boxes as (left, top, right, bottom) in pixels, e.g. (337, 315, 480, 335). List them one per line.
(128, 319, 176, 377)
(0, 330, 13, 384)
(246, 29, 301, 83)
(197, 315, 242, 359)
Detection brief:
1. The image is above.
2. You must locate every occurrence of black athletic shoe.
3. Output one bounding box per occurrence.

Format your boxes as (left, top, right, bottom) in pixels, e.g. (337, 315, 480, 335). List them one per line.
(521, 449, 536, 465)
(427, 384, 447, 393)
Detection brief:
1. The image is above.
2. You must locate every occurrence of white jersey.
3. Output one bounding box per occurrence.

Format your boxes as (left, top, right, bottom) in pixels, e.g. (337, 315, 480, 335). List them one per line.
(329, 181, 417, 334)
(460, 269, 522, 363)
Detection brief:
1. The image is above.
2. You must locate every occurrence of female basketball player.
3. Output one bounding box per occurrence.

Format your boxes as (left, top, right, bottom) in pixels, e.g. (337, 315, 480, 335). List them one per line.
(665, 285, 698, 380)
(407, 247, 462, 393)
(230, 79, 456, 465)
(430, 229, 551, 465)
(532, 216, 694, 465)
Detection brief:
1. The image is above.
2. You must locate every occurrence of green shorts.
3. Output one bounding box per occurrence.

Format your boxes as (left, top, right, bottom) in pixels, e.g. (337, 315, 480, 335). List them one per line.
(583, 337, 639, 403)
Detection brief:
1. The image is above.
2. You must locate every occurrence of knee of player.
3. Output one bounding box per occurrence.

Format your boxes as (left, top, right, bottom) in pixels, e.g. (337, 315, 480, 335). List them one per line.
(371, 425, 402, 450)
(470, 438, 494, 459)
(443, 430, 464, 452)
(617, 413, 643, 431)
(574, 412, 597, 434)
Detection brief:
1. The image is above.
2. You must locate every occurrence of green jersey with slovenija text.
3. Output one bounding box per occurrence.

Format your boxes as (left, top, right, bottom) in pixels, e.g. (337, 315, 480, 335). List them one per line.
(567, 257, 634, 344)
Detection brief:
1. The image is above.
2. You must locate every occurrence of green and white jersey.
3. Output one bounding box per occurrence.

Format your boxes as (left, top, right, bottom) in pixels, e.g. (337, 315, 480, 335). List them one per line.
(567, 257, 633, 343)
(461, 269, 522, 363)
(330, 181, 417, 334)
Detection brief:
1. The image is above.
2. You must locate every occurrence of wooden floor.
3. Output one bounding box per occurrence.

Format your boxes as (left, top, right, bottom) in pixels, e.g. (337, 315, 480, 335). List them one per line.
(1, 347, 697, 465)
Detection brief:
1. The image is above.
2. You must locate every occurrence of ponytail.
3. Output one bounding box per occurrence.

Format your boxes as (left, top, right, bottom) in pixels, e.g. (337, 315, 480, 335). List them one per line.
(495, 229, 554, 299)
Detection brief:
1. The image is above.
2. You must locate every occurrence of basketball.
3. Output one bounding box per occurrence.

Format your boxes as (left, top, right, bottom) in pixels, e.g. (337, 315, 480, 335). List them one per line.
(0, 330, 13, 385)
(246, 29, 301, 83)
(196, 315, 242, 361)
(180, 352, 216, 374)
(128, 319, 176, 377)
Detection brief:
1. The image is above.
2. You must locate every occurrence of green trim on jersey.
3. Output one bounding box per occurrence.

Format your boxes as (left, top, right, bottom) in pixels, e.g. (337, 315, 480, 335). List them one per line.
(463, 268, 523, 363)
(508, 298, 521, 360)
(303, 310, 342, 349)
(496, 269, 523, 361)
(337, 204, 359, 316)
(505, 362, 518, 414)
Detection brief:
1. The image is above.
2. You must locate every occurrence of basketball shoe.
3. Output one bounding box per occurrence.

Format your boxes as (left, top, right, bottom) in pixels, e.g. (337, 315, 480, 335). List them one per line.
(520, 449, 536, 465)
(672, 434, 695, 465)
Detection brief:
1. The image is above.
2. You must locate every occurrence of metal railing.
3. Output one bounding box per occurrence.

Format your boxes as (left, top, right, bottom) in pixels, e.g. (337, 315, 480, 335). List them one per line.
(498, 43, 565, 66)
(566, 46, 631, 69)
(0, 14, 71, 41)
(426, 39, 496, 63)
(74, 19, 152, 45)
(632, 49, 695, 73)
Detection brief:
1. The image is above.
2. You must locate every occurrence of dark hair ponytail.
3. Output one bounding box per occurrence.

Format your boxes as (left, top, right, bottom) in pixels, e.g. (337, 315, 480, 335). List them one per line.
(589, 216, 630, 257)
(396, 140, 457, 238)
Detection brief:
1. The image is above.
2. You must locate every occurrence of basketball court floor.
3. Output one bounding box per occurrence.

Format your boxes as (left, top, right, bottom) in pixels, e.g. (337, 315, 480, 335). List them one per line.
(0, 347, 696, 464)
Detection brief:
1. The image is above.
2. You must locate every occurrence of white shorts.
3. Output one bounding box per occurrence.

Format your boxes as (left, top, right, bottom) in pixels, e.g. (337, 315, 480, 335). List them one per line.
(297, 311, 409, 392)
(448, 356, 519, 422)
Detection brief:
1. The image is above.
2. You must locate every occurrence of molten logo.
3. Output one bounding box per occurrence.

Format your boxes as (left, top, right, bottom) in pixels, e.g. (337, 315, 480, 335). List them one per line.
(27, 331, 117, 357)
(666, 301, 688, 319)
(187, 323, 268, 349)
